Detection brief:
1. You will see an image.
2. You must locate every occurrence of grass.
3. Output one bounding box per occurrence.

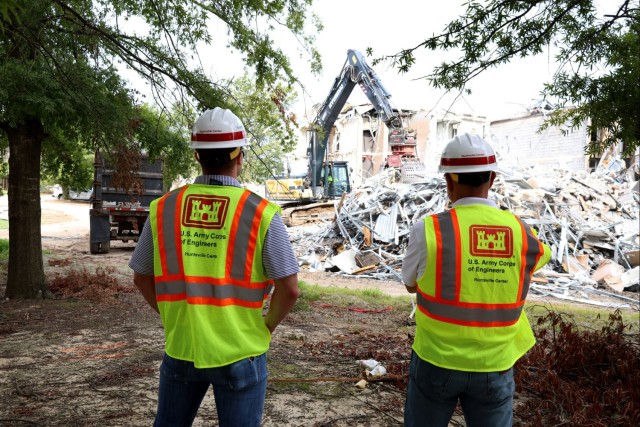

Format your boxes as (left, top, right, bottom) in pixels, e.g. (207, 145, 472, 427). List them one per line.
(0, 219, 7, 230)
(0, 238, 8, 260)
(526, 300, 640, 335)
(0, 239, 54, 260)
(296, 279, 639, 334)
(294, 280, 413, 312)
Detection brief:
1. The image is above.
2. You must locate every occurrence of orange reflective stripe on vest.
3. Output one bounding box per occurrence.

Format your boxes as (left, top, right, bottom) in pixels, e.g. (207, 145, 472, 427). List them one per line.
(156, 187, 186, 279)
(154, 187, 271, 308)
(517, 217, 545, 301)
(417, 209, 546, 327)
(226, 189, 269, 282)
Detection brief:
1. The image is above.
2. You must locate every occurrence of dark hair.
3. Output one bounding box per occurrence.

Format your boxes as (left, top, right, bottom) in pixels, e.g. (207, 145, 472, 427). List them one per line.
(456, 172, 492, 187)
(196, 148, 236, 168)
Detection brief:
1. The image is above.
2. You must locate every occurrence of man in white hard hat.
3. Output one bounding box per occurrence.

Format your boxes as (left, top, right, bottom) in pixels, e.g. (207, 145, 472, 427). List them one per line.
(401, 133, 551, 427)
(129, 107, 299, 426)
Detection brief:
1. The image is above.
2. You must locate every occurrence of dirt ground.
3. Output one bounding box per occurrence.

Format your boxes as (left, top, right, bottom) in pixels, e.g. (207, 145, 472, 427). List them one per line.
(0, 197, 417, 426)
(0, 197, 637, 426)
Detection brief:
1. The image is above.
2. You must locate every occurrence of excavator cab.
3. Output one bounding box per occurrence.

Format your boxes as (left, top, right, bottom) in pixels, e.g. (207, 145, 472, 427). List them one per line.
(320, 161, 351, 199)
(276, 160, 351, 227)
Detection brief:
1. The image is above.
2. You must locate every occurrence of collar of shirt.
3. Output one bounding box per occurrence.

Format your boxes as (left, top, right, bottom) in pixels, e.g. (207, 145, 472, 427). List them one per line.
(193, 175, 242, 188)
(452, 197, 497, 208)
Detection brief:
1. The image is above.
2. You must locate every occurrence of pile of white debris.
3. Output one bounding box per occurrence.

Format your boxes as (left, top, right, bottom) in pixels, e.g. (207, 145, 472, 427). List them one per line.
(290, 158, 640, 310)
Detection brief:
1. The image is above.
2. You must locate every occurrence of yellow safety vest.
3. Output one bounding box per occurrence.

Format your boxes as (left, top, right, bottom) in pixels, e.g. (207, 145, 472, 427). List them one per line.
(414, 204, 551, 372)
(150, 184, 281, 368)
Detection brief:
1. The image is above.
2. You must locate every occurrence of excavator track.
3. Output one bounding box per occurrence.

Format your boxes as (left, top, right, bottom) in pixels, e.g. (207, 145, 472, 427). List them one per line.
(280, 202, 337, 227)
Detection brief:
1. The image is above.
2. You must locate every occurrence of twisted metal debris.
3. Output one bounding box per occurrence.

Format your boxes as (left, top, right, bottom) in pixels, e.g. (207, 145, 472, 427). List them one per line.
(291, 160, 640, 309)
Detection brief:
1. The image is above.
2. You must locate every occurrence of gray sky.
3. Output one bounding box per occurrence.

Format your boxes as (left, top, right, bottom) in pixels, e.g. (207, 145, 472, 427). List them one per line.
(290, 0, 554, 121)
(198, 1, 553, 120)
(156, 0, 618, 121)
(288, 0, 620, 121)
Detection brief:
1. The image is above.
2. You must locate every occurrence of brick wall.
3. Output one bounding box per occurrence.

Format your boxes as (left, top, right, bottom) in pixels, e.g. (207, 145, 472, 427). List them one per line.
(490, 112, 590, 171)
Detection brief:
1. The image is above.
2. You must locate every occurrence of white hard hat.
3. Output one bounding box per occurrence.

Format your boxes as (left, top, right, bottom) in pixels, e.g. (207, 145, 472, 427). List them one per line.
(190, 107, 248, 149)
(438, 133, 497, 173)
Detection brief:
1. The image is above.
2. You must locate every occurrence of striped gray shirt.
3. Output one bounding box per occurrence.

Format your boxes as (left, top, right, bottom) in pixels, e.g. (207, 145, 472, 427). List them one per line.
(128, 175, 299, 280)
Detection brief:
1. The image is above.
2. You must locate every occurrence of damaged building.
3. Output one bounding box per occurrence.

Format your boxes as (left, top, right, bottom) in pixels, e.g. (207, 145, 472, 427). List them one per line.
(298, 101, 490, 186)
(302, 102, 427, 187)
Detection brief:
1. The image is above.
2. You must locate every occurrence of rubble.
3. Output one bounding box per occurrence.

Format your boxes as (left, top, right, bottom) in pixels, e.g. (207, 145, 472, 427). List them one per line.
(357, 359, 387, 378)
(291, 159, 640, 309)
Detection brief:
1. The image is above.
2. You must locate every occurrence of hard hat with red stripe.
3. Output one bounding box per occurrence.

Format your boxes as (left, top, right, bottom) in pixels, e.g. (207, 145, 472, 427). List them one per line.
(438, 133, 498, 173)
(190, 107, 248, 149)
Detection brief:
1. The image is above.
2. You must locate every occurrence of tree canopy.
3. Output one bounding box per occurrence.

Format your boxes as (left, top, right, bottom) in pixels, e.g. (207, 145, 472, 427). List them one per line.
(0, 0, 321, 298)
(375, 0, 639, 157)
(228, 73, 300, 182)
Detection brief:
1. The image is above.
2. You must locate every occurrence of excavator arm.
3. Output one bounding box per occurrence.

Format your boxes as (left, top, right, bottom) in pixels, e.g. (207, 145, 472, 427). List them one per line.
(308, 49, 423, 192)
(269, 49, 426, 226)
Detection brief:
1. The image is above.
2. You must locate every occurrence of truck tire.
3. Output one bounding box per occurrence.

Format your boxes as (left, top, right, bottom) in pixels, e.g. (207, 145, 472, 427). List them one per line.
(90, 241, 110, 254)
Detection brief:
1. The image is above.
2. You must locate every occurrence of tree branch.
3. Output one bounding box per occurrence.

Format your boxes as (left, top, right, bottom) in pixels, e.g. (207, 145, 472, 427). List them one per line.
(52, 0, 206, 102)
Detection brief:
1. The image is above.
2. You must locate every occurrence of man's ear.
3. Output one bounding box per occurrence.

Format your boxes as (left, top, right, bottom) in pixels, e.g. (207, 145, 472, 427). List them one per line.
(489, 171, 496, 187)
(444, 173, 453, 187)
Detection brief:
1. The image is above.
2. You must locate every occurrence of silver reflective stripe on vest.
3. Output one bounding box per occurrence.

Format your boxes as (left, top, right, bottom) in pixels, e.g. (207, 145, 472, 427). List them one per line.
(416, 293, 523, 323)
(156, 280, 266, 303)
(162, 190, 182, 276)
(437, 212, 458, 301)
(229, 191, 263, 281)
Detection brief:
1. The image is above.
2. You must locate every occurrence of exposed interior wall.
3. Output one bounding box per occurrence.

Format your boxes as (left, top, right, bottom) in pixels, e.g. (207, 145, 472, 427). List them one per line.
(422, 112, 490, 174)
(367, 115, 387, 179)
(297, 104, 493, 185)
(329, 120, 358, 161)
(329, 109, 392, 187)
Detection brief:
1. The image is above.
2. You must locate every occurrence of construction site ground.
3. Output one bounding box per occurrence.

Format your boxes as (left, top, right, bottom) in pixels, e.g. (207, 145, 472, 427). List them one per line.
(0, 197, 638, 426)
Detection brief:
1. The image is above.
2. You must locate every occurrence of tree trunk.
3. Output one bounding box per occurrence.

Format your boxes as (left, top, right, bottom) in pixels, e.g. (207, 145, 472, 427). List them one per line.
(3, 118, 48, 299)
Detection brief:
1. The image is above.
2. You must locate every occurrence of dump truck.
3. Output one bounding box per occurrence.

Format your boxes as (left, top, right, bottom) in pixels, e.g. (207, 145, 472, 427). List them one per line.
(89, 151, 165, 254)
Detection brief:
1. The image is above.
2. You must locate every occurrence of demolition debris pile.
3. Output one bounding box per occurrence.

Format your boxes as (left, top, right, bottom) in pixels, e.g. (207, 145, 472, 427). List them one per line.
(291, 159, 640, 309)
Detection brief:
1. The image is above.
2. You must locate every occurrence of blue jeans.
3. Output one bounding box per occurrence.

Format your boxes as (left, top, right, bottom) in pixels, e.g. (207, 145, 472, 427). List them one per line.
(404, 351, 515, 427)
(154, 352, 268, 427)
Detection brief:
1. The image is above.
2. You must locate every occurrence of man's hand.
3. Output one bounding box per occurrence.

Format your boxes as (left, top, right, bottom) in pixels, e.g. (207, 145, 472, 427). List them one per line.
(265, 274, 299, 333)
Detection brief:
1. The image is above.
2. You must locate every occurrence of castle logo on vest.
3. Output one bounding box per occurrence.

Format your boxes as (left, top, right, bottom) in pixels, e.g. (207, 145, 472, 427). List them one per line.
(182, 195, 229, 229)
(470, 225, 513, 258)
